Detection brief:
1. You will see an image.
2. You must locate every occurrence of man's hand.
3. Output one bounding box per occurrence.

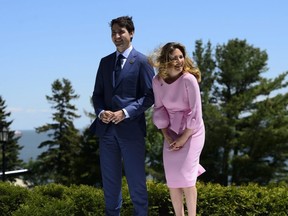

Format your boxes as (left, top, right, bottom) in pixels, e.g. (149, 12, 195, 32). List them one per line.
(111, 110, 126, 124)
(100, 110, 114, 124)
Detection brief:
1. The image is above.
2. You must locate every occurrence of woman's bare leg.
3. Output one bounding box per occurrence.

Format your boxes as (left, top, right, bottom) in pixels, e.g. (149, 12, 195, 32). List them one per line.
(183, 186, 197, 216)
(169, 188, 185, 216)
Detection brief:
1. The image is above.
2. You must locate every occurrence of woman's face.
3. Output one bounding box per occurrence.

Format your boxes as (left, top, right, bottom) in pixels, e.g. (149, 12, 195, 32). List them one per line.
(168, 48, 184, 74)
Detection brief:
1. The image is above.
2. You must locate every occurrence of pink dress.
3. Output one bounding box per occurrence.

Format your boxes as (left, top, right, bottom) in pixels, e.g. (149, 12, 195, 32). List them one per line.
(152, 72, 205, 188)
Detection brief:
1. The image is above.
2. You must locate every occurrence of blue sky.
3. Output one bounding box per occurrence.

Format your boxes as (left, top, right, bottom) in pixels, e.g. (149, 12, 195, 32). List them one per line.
(1, 0, 288, 130)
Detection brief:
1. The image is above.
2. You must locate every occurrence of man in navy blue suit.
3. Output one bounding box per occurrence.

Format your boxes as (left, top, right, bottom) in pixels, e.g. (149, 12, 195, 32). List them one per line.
(90, 16, 154, 215)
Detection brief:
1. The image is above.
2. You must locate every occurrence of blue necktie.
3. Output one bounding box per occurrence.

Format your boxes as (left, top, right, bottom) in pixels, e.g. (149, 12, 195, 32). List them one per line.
(115, 54, 124, 83)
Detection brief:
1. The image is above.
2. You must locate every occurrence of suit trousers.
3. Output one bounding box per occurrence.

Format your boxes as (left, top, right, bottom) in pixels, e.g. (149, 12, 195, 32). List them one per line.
(99, 125, 148, 216)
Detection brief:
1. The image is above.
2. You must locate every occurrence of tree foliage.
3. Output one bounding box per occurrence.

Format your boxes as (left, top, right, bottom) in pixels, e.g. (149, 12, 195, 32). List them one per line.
(33, 78, 81, 185)
(194, 39, 288, 185)
(16, 38, 288, 187)
(73, 126, 102, 186)
(0, 96, 23, 181)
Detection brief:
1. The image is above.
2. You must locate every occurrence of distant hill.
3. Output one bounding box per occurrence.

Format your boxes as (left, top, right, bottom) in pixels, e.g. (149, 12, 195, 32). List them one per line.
(18, 130, 49, 162)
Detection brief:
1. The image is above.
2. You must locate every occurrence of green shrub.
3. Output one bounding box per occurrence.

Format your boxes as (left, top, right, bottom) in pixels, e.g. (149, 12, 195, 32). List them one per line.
(0, 180, 287, 215)
(119, 179, 174, 215)
(0, 182, 30, 216)
(13, 183, 105, 216)
(197, 182, 288, 216)
(147, 180, 173, 215)
(69, 184, 105, 215)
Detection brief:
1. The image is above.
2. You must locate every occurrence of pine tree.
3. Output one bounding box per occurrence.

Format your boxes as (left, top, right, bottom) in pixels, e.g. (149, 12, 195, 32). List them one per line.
(72, 101, 102, 186)
(73, 127, 102, 186)
(193, 40, 227, 183)
(194, 39, 288, 185)
(34, 78, 81, 185)
(0, 96, 23, 181)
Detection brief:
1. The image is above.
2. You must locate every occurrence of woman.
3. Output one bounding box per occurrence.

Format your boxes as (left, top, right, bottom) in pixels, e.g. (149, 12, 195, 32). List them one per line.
(151, 42, 205, 216)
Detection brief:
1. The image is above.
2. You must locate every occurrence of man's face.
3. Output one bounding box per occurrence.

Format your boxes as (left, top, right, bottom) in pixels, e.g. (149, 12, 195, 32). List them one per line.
(111, 24, 133, 53)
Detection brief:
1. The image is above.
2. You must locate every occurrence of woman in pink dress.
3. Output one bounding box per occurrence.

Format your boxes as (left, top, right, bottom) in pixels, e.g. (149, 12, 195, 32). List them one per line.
(150, 42, 205, 216)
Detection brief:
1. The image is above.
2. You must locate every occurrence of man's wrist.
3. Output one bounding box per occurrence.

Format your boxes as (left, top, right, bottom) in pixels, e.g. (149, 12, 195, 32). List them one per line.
(98, 110, 104, 119)
(122, 109, 129, 118)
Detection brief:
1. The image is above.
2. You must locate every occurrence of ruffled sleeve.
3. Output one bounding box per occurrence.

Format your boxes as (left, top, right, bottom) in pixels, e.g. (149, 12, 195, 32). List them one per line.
(152, 77, 169, 129)
(153, 106, 169, 129)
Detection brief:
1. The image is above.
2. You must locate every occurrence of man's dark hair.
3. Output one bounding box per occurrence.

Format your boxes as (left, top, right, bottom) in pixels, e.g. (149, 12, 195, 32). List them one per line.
(110, 16, 135, 34)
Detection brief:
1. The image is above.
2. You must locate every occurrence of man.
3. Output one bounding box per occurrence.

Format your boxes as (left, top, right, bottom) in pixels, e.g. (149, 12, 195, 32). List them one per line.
(90, 16, 154, 216)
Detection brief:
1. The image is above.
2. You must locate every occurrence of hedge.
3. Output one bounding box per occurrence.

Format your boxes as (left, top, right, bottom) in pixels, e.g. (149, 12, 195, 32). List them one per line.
(0, 180, 287, 215)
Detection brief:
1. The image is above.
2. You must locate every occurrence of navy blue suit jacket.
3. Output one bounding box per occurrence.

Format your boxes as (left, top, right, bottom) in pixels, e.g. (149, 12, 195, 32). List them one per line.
(90, 48, 154, 139)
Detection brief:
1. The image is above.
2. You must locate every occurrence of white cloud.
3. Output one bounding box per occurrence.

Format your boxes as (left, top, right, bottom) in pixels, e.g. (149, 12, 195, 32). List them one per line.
(8, 107, 50, 113)
(8, 107, 23, 112)
(26, 108, 50, 113)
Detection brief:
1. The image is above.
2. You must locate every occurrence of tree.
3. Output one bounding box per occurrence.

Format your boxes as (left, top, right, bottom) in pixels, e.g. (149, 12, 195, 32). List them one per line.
(33, 78, 81, 185)
(0, 96, 23, 181)
(193, 40, 229, 183)
(194, 39, 288, 185)
(71, 102, 102, 186)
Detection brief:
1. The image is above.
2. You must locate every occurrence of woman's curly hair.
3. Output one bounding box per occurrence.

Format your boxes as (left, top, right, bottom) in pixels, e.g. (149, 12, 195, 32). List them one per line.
(149, 42, 201, 82)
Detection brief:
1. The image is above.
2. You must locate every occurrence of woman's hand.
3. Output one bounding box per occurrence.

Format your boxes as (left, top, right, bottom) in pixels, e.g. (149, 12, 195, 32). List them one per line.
(161, 128, 174, 145)
(169, 128, 193, 151)
(169, 136, 187, 151)
(164, 134, 174, 145)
